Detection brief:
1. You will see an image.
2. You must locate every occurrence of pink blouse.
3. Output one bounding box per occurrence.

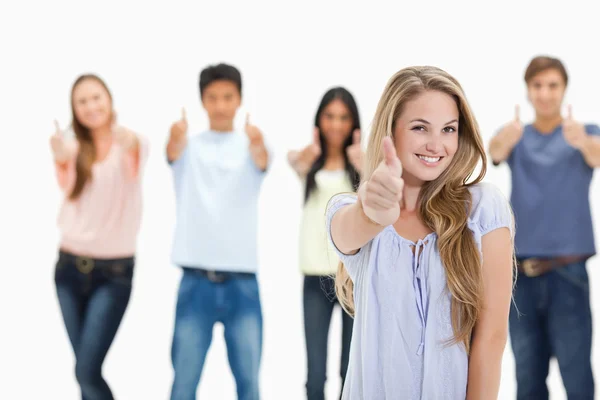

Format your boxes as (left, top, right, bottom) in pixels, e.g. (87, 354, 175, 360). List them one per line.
(55, 133, 149, 258)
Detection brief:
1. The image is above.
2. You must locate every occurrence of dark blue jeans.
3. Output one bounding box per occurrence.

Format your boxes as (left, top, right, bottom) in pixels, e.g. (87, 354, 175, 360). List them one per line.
(303, 275, 353, 400)
(170, 267, 263, 400)
(54, 251, 134, 400)
(509, 260, 594, 400)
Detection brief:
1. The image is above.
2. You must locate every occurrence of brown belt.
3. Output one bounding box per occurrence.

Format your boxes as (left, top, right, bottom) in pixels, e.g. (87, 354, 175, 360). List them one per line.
(517, 255, 588, 277)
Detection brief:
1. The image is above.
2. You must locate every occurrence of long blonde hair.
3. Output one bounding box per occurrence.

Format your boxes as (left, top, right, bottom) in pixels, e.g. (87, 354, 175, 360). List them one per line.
(335, 66, 489, 354)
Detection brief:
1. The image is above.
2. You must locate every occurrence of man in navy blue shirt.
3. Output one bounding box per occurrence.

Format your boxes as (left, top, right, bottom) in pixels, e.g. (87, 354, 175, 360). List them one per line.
(490, 56, 600, 399)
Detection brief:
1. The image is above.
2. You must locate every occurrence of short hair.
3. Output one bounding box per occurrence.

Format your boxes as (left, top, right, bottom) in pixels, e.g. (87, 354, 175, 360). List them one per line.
(199, 63, 242, 97)
(524, 56, 568, 86)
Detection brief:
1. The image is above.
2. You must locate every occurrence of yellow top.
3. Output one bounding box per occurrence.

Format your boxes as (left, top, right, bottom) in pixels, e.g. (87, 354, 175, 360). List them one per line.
(299, 169, 354, 276)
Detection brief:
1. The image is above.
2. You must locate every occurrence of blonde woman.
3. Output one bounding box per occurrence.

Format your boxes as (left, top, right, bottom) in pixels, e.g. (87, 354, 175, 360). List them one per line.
(326, 66, 515, 399)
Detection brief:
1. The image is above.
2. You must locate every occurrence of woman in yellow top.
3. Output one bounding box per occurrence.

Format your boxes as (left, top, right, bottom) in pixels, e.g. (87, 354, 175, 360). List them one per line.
(288, 87, 364, 400)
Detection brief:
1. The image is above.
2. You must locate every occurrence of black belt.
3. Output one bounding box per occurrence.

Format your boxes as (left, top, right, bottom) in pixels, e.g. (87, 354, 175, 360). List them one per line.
(182, 267, 256, 283)
(59, 250, 135, 274)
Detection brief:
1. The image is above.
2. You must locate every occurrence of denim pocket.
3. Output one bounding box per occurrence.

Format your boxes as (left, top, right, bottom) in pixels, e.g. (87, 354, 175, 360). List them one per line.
(101, 261, 134, 286)
(236, 277, 260, 301)
(177, 270, 199, 301)
(555, 262, 589, 291)
(54, 255, 71, 282)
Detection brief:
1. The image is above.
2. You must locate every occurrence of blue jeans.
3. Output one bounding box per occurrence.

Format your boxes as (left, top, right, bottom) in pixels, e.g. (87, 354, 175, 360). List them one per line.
(509, 261, 594, 400)
(303, 275, 353, 400)
(54, 251, 134, 400)
(170, 268, 263, 400)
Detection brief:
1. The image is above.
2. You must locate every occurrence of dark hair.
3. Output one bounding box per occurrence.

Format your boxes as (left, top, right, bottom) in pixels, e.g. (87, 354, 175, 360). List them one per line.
(70, 74, 114, 200)
(199, 63, 242, 97)
(304, 87, 361, 203)
(524, 56, 568, 86)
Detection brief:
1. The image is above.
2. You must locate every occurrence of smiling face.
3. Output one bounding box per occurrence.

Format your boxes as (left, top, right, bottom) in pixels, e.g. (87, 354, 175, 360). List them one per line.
(201, 79, 241, 131)
(72, 78, 113, 130)
(527, 68, 566, 119)
(319, 98, 354, 149)
(393, 89, 460, 186)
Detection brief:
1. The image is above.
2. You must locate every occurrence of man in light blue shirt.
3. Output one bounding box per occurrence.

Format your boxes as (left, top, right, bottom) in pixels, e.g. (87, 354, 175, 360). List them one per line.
(489, 56, 600, 400)
(166, 63, 271, 400)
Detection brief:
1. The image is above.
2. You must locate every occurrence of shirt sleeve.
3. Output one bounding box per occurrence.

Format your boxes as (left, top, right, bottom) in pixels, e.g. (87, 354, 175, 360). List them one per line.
(325, 193, 371, 282)
(168, 139, 189, 181)
(468, 182, 515, 247)
(585, 124, 600, 136)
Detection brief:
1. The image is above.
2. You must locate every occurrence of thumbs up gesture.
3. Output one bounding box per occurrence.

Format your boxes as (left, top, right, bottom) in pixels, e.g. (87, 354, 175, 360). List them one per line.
(357, 136, 404, 226)
(170, 107, 188, 141)
(287, 127, 322, 177)
(501, 105, 524, 146)
(50, 120, 70, 163)
(562, 105, 587, 149)
(112, 113, 138, 150)
(245, 113, 268, 170)
(245, 113, 264, 146)
(346, 128, 363, 173)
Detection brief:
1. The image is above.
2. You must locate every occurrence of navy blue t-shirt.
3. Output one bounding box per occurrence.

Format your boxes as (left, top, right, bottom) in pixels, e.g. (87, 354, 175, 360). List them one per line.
(504, 123, 600, 257)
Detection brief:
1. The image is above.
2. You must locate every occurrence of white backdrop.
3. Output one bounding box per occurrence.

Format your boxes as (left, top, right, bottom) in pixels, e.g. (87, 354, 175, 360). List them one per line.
(2, 1, 600, 399)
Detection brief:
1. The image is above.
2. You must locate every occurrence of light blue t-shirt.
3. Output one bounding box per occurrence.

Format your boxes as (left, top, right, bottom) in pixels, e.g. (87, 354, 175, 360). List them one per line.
(170, 130, 270, 273)
(326, 182, 514, 400)
(505, 123, 600, 258)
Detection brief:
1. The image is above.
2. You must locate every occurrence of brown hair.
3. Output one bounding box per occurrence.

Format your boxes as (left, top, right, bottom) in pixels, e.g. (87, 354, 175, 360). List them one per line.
(524, 56, 568, 86)
(335, 66, 491, 354)
(69, 74, 113, 200)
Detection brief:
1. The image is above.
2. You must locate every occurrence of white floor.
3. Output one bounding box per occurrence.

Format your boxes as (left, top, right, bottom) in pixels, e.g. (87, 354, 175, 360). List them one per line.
(4, 248, 598, 399)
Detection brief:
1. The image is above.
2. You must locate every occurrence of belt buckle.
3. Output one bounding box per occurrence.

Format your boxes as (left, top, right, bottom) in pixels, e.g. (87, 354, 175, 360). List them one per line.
(206, 270, 226, 283)
(75, 256, 95, 274)
(521, 258, 542, 277)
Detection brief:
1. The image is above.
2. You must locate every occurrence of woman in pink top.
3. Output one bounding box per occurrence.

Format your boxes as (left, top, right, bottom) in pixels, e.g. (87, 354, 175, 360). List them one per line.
(50, 74, 148, 400)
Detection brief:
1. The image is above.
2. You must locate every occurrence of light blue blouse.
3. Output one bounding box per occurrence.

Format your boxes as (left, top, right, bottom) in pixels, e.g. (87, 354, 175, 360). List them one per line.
(326, 182, 514, 399)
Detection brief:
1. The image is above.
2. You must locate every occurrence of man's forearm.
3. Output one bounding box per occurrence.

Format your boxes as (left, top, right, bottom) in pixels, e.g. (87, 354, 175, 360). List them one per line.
(251, 142, 269, 171)
(580, 135, 600, 168)
(489, 134, 516, 164)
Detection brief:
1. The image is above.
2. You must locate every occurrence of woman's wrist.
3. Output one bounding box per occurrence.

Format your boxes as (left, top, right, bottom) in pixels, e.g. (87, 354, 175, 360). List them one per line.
(356, 193, 382, 227)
